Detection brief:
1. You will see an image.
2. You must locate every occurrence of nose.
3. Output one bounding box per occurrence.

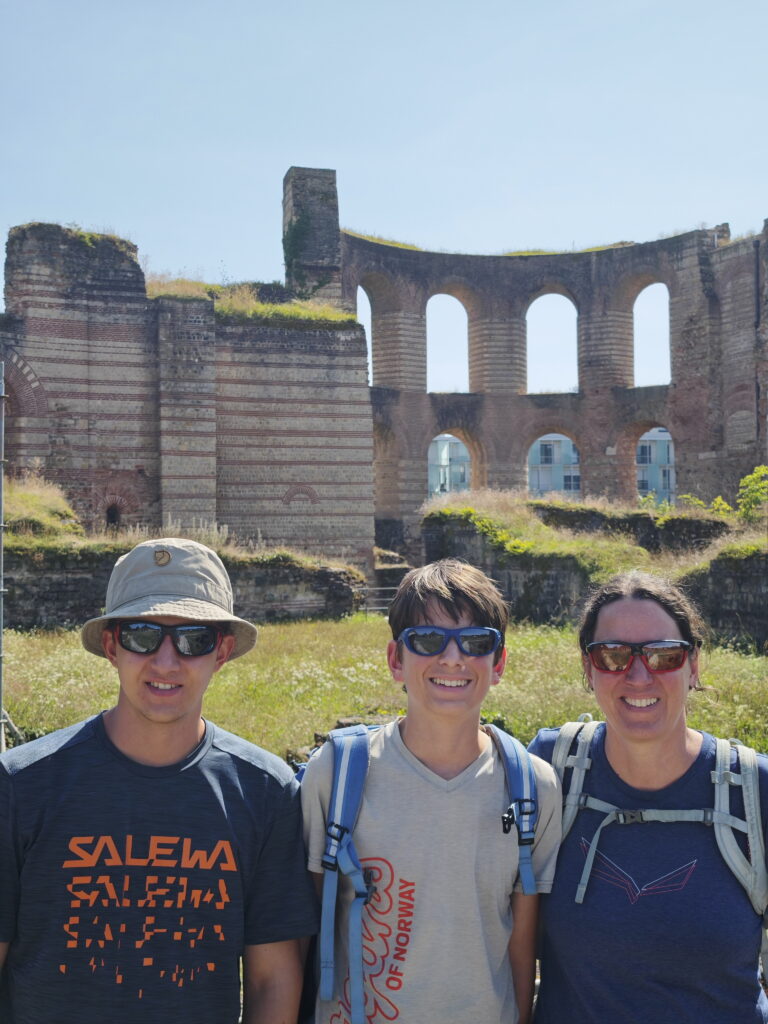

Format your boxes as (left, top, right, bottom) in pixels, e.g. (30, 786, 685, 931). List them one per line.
(625, 652, 652, 683)
(438, 637, 464, 665)
(149, 634, 181, 668)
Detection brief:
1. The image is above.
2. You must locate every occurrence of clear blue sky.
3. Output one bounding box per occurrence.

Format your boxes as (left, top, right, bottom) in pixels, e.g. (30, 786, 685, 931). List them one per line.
(3, 0, 766, 392)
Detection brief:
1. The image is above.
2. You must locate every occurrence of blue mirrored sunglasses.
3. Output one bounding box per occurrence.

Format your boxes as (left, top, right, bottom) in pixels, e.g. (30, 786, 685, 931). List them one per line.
(398, 625, 502, 658)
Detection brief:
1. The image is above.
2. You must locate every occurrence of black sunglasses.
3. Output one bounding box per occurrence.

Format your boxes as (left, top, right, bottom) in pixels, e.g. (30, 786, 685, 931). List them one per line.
(115, 621, 223, 658)
(398, 625, 502, 658)
(586, 640, 693, 674)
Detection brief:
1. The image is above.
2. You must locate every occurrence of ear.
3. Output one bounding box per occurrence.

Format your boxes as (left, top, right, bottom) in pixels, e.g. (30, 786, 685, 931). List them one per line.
(214, 633, 236, 671)
(387, 639, 404, 682)
(582, 652, 595, 690)
(490, 646, 507, 687)
(102, 627, 119, 667)
(688, 647, 700, 689)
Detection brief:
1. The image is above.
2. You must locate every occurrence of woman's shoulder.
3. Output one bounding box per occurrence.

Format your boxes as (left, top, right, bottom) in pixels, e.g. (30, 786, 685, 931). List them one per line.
(527, 720, 604, 765)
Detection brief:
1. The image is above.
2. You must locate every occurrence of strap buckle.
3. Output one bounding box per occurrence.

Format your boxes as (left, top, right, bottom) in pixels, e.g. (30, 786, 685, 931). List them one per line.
(322, 821, 349, 869)
(616, 809, 645, 825)
(362, 867, 377, 905)
(502, 798, 537, 835)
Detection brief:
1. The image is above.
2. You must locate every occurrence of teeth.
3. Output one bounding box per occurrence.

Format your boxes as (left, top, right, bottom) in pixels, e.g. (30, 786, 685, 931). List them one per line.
(432, 678, 469, 688)
(625, 697, 658, 707)
(149, 682, 177, 690)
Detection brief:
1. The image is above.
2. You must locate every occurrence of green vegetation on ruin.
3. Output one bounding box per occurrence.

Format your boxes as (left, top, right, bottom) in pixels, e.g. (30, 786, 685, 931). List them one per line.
(421, 486, 766, 579)
(342, 229, 424, 251)
(15, 223, 136, 257)
(146, 276, 356, 324)
(502, 241, 635, 257)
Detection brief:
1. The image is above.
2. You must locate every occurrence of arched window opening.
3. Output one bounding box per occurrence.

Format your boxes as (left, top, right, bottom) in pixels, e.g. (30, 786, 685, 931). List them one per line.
(356, 286, 373, 385)
(636, 426, 675, 503)
(527, 433, 581, 498)
(105, 504, 122, 529)
(428, 433, 471, 497)
(427, 295, 469, 393)
(633, 283, 670, 386)
(526, 294, 578, 393)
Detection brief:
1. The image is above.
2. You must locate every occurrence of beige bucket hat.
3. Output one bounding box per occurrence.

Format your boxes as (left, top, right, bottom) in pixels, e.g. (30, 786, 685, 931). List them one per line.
(80, 537, 257, 660)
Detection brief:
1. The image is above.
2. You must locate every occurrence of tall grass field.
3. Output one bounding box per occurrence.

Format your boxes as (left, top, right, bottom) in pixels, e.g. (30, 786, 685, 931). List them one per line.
(5, 615, 767, 757)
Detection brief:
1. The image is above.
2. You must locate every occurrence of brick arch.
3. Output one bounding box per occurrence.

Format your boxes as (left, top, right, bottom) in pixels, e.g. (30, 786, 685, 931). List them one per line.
(282, 484, 320, 505)
(612, 419, 674, 503)
(4, 352, 49, 417)
(426, 426, 487, 491)
(94, 487, 141, 517)
(425, 278, 481, 316)
(357, 271, 403, 315)
(522, 283, 580, 317)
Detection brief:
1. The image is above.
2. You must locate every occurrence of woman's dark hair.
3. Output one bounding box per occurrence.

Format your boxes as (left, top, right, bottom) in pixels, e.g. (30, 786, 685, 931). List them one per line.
(577, 570, 707, 653)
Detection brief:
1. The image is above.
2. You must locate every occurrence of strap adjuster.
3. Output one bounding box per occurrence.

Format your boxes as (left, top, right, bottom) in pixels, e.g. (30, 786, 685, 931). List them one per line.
(502, 798, 537, 835)
(362, 867, 377, 905)
(616, 809, 645, 825)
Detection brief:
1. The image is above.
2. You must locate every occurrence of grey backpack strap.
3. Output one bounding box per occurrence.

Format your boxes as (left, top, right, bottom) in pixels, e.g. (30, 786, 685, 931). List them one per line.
(553, 718, 601, 840)
(712, 739, 768, 916)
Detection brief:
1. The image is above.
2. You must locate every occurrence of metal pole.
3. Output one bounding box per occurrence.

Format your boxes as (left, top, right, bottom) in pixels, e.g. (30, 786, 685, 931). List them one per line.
(0, 359, 5, 752)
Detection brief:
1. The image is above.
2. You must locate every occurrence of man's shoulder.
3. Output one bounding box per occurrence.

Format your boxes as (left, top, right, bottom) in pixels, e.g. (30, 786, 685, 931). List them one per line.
(0, 716, 99, 777)
(207, 722, 296, 787)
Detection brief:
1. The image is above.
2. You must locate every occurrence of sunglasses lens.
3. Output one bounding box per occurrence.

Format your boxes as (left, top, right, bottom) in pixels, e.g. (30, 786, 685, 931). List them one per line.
(119, 623, 163, 654)
(402, 626, 498, 657)
(458, 628, 498, 656)
(175, 626, 219, 657)
(118, 623, 220, 656)
(590, 644, 632, 672)
(405, 628, 446, 656)
(643, 644, 688, 671)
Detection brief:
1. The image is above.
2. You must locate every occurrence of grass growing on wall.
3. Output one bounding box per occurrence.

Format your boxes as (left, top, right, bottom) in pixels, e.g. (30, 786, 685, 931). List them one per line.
(5, 474, 84, 538)
(4, 617, 767, 757)
(421, 488, 767, 578)
(146, 275, 355, 324)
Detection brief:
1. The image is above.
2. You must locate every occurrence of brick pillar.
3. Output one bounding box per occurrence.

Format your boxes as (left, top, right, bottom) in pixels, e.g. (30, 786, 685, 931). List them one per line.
(155, 299, 218, 528)
(282, 166, 344, 306)
(468, 306, 525, 393)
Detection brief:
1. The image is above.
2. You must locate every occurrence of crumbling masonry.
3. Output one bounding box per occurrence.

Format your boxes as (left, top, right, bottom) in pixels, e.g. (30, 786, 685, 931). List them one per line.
(1, 166, 766, 564)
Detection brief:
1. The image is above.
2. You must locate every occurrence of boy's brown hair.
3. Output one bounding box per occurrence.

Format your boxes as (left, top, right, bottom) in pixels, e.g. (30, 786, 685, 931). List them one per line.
(388, 559, 508, 648)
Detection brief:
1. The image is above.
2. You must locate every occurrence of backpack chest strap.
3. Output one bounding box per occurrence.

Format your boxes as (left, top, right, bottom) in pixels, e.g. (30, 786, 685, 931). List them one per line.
(574, 796, 752, 903)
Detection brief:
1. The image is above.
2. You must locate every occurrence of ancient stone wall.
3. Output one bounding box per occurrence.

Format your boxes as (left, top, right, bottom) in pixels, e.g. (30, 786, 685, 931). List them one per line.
(4, 170, 766, 568)
(2, 221, 375, 567)
(3, 547, 363, 629)
(423, 514, 768, 649)
(323, 214, 766, 556)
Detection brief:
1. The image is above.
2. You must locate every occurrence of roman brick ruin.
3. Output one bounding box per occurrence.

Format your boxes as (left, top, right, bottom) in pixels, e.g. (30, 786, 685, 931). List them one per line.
(1, 167, 766, 565)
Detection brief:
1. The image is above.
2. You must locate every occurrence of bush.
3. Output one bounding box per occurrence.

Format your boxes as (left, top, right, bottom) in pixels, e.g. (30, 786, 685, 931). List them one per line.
(736, 466, 768, 524)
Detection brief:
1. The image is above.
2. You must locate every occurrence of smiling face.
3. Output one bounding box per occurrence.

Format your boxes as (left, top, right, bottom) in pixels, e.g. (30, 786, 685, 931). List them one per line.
(102, 615, 235, 757)
(387, 600, 506, 726)
(584, 597, 699, 753)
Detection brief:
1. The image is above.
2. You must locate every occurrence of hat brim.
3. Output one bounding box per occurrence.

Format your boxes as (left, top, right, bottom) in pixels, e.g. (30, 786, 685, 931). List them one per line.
(80, 595, 258, 660)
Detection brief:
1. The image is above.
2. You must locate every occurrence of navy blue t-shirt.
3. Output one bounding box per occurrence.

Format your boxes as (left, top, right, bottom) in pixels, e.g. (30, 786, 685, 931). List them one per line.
(0, 715, 318, 1024)
(529, 725, 768, 1024)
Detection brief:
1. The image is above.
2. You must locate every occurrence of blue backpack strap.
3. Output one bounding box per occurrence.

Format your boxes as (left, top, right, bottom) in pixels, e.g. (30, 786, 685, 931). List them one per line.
(319, 724, 378, 1024)
(487, 724, 539, 895)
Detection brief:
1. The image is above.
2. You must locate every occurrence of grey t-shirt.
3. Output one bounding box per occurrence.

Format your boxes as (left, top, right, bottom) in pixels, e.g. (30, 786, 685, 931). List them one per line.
(302, 719, 562, 1024)
(0, 714, 318, 1024)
